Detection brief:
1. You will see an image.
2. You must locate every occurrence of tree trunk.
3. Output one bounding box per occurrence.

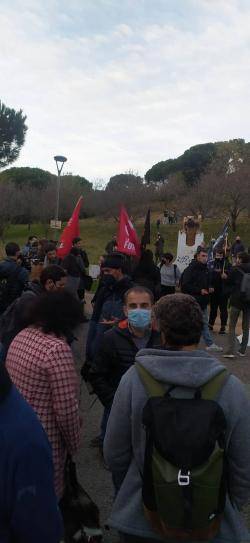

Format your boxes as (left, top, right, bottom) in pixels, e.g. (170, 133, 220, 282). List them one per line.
(231, 212, 237, 232)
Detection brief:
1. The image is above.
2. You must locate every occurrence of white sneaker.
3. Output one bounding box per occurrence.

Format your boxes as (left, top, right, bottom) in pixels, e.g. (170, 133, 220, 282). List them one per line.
(223, 353, 235, 359)
(237, 351, 246, 357)
(206, 343, 223, 352)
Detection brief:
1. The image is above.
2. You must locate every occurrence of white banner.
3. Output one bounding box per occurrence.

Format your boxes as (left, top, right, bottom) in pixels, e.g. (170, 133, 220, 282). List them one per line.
(175, 231, 204, 273)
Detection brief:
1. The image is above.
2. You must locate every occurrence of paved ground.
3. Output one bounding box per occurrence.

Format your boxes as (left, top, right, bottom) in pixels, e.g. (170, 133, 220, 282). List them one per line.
(72, 299, 250, 542)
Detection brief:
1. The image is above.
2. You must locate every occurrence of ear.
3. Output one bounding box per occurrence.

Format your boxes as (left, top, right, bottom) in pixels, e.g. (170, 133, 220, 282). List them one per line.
(45, 279, 54, 291)
(124, 305, 128, 317)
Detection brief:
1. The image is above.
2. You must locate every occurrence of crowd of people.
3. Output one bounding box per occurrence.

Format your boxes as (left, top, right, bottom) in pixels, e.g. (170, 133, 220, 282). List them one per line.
(0, 230, 249, 542)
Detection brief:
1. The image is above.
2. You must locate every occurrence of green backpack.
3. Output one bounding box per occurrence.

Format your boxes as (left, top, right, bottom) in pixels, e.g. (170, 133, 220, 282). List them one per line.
(136, 363, 228, 541)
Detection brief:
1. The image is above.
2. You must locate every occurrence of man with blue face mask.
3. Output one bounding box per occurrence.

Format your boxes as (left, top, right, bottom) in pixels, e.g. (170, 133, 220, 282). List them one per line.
(89, 286, 161, 448)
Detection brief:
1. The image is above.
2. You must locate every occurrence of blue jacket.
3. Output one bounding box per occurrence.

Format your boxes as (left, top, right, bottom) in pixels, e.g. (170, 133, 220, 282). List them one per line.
(0, 365, 63, 542)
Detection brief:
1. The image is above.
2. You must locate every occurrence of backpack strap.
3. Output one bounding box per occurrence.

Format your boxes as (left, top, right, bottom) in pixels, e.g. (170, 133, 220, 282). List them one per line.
(136, 363, 229, 401)
(201, 369, 229, 400)
(136, 363, 166, 397)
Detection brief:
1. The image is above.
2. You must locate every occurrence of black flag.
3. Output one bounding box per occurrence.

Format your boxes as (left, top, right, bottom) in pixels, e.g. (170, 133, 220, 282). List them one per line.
(141, 209, 151, 249)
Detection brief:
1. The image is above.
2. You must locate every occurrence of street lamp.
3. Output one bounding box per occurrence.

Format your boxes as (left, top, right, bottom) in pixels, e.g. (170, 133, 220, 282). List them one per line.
(54, 155, 67, 221)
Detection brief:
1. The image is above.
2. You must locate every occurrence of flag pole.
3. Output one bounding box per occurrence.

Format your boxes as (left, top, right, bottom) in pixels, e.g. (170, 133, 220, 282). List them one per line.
(223, 234, 228, 274)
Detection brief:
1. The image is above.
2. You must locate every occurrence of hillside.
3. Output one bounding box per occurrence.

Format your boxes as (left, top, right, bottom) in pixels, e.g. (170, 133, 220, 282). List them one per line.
(1, 216, 250, 264)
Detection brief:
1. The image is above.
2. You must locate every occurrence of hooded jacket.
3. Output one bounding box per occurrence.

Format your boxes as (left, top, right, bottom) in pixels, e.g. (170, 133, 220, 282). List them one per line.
(181, 259, 212, 309)
(89, 322, 161, 407)
(104, 348, 250, 542)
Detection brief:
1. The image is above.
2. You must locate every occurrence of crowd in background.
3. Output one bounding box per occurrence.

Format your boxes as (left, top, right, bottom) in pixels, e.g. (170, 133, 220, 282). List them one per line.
(0, 229, 249, 542)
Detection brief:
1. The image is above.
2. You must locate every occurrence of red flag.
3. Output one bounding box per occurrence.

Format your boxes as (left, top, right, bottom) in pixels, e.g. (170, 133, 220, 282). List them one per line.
(117, 206, 141, 257)
(57, 196, 83, 259)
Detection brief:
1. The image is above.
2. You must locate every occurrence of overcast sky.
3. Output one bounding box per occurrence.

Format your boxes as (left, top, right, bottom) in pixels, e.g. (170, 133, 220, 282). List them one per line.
(1, 0, 250, 184)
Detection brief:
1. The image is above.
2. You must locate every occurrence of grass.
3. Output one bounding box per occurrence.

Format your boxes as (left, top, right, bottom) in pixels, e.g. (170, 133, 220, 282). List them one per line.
(1, 216, 250, 264)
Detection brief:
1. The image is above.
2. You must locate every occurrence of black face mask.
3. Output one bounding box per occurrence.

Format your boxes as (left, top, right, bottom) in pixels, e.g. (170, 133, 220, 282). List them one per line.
(103, 274, 117, 287)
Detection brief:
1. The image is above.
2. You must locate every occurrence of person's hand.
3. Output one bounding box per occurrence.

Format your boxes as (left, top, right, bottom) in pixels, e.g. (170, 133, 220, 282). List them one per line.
(201, 289, 209, 295)
(221, 272, 228, 279)
(209, 287, 214, 294)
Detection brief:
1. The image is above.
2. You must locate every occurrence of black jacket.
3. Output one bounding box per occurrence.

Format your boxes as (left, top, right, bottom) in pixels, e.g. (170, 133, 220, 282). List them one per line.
(231, 241, 245, 257)
(0, 259, 29, 313)
(91, 275, 133, 323)
(181, 259, 212, 309)
(132, 264, 161, 300)
(211, 258, 232, 296)
(89, 324, 161, 407)
(225, 263, 250, 309)
(0, 281, 43, 351)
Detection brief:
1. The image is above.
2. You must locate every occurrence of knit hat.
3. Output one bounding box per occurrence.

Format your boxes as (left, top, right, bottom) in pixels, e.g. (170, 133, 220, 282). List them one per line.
(103, 254, 124, 269)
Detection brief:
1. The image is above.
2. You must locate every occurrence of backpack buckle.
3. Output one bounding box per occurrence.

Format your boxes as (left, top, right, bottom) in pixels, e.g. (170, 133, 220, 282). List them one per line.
(178, 470, 190, 486)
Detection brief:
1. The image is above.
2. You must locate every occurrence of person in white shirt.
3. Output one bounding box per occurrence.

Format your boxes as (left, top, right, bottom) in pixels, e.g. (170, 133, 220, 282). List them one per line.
(159, 252, 181, 296)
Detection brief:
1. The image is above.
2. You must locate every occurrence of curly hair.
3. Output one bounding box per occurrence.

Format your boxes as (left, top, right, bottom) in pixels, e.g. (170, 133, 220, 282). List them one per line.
(25, 291, 83, 338)
(154, 293, 203, 347)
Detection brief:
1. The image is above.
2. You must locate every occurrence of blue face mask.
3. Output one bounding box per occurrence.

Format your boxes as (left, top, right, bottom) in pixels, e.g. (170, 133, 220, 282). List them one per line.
(128, 309, 152, 329)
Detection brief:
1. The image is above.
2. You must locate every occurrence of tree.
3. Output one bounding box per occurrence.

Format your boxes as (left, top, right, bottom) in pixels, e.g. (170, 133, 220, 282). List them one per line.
(145, 144, 216, 185)
(0, 101, 27, 169)
(60, 174, 92, 192)
(0, 182, 19, 240)
(200, 161, 250, 231)
(106, 172, 143, 191)
(0, 167, 54, 189)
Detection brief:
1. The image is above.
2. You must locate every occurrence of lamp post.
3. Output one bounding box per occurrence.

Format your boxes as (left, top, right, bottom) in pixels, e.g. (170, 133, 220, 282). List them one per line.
(54, 155, 67, 221)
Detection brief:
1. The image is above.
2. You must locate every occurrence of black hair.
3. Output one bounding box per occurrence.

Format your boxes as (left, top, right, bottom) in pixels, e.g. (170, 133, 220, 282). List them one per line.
(124, 285, 154, 304)
(25, 291, 83, 337)
(5, 242, 20, 257)
(45, 243, 57, 254)
(40, 265, 67, 287)
(196, 246, 208, 256)
(163, 252, 174, 261)
(237, 252, 250, 264)
(154, 293, 203, 347)
(72, 237, 81, 245)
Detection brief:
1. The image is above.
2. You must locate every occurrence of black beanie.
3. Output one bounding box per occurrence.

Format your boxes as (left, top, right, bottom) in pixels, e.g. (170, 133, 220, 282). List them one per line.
(103, 254, 124, 269)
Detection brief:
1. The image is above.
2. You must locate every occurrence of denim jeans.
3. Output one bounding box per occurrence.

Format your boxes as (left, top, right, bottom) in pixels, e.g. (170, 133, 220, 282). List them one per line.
(201, 308, 213, 347)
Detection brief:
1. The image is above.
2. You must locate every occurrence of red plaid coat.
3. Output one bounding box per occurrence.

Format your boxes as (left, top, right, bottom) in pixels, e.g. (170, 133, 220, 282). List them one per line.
(6, 327, 81, 499)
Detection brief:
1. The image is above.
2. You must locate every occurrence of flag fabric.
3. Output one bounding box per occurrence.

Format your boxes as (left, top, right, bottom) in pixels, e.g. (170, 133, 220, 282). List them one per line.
(141, 208, 151, 249)
(212, 219, 230, 252)
(57, 196, 83, 259)
(207, 219, 230, 268)
(117, 206, 141, 258)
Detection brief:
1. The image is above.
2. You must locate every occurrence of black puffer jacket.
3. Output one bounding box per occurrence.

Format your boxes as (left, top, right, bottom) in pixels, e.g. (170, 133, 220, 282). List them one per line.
(225, 263, 250, 309)
(181, 259, 212, 309)
(89, 324, 161, 407)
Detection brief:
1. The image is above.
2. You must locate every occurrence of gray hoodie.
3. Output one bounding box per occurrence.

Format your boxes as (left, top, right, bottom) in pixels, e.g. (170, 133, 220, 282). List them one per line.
(104, 349, 250, 542)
